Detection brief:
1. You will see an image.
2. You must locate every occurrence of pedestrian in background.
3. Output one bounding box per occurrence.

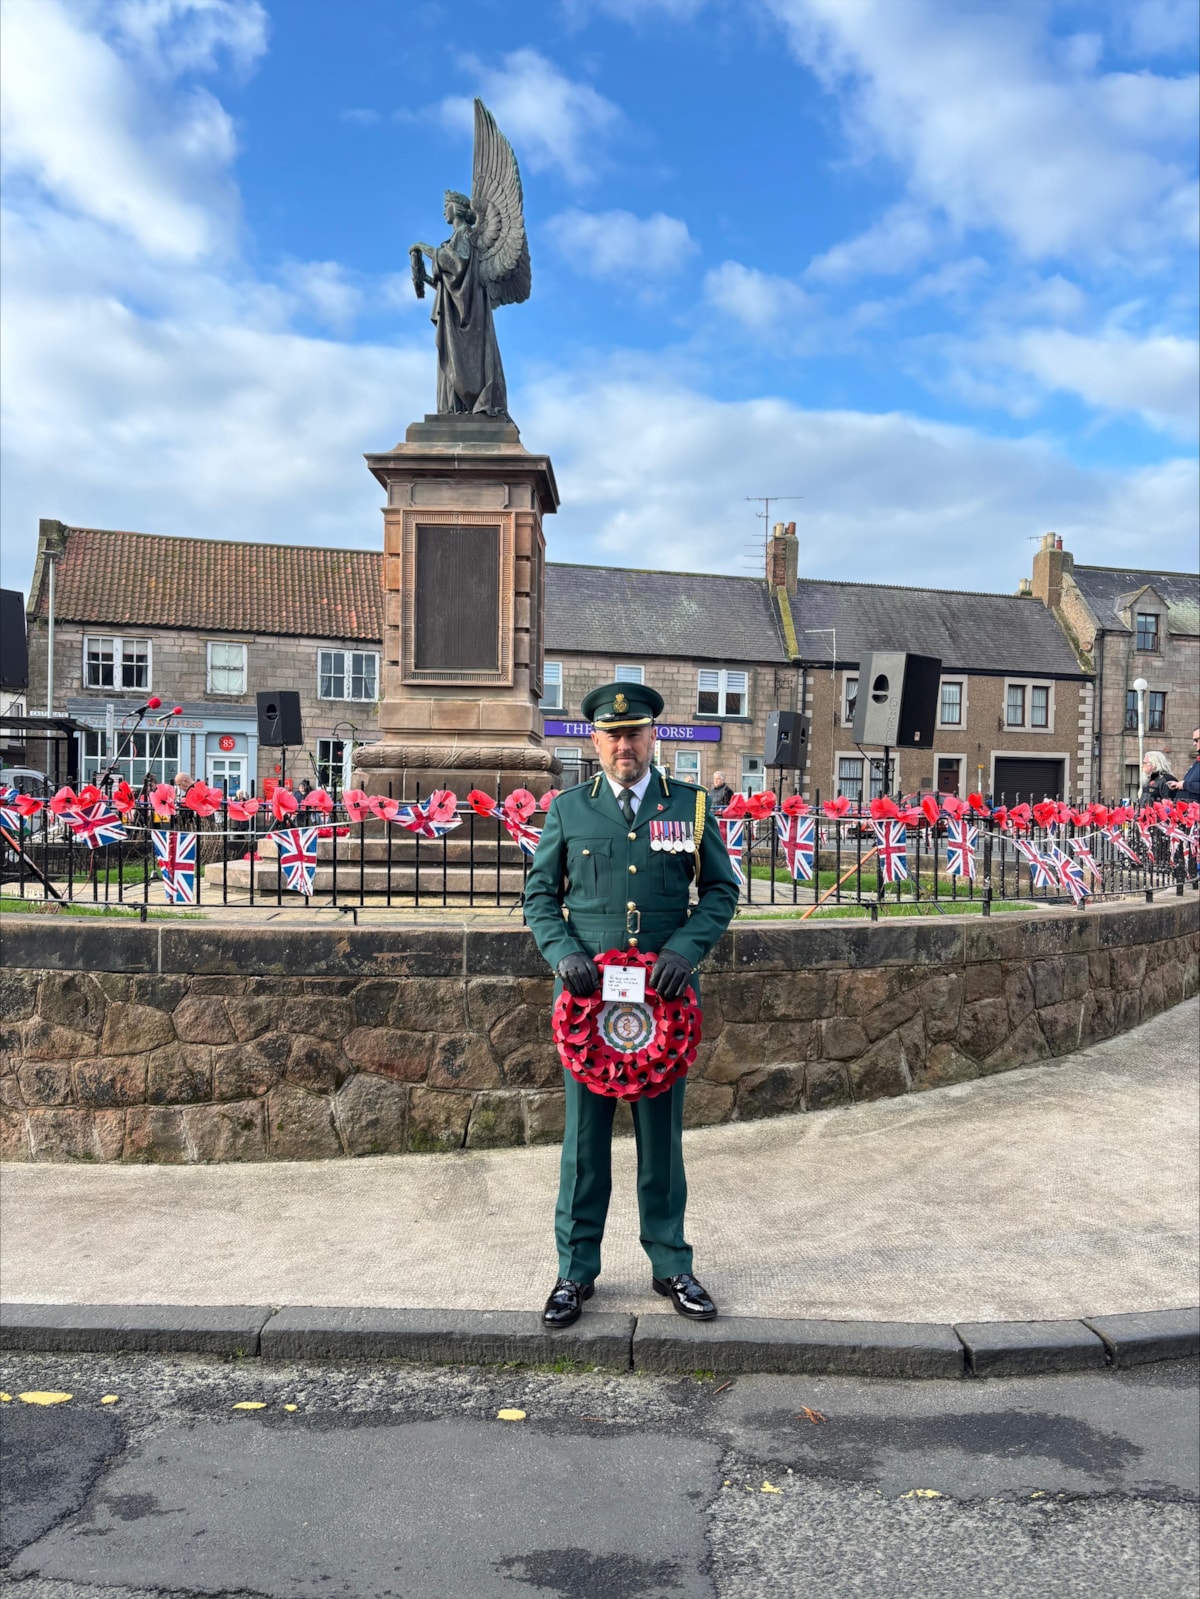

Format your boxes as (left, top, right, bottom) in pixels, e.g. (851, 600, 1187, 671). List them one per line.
(1168, 730, 1200, 799)
(709, 769, 734, 810)
(1140, 751, 1176, 804)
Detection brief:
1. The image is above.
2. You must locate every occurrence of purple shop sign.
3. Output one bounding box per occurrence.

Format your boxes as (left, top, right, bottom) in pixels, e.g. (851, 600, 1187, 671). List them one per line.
(542, 719, 721, 743)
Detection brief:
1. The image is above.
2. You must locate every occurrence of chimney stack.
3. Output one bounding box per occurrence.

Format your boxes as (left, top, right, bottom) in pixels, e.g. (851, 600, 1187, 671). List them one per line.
(767, 519, 798, 595)
(1031, 530, 1073, 611)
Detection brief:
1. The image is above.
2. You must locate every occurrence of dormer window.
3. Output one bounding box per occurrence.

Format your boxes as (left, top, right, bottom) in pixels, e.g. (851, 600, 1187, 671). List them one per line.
(1135, 613, 1160, 652)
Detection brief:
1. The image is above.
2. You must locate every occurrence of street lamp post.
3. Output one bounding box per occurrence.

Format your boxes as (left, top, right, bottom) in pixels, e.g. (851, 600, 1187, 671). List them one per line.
(1132, 676, 1149, 788)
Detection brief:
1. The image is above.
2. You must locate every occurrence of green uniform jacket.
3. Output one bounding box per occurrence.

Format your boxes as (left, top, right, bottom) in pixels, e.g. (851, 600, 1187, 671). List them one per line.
(523, 772, 740, 990)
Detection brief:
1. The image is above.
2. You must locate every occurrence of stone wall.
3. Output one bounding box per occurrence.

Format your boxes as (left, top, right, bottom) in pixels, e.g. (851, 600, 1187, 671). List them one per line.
(2, 899, 1196, 1163)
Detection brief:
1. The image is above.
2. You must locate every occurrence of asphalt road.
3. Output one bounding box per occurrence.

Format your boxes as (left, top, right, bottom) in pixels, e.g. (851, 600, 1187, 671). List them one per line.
(1, 1351, 1197, 1598)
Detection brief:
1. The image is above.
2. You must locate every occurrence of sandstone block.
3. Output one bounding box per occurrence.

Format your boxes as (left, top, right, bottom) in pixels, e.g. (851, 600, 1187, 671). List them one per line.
(861, 989, 921, 1044)
(681, 1080, 734, 1128)
(1114, 989, 1140, 1032)
(225, 996, 282, 1041)
(703, 1024, 766, 1084)
(130, 975, 190, 1012)
(848, 1033, 910, 1102)
(523, 1090, 565, 1144)
(761, 1021, 815, 1064)
(1111, 947, 1147, 990)
(343, 1028, 432, 1081)
(1139, 972, 1165, 1023)
(172, 995, 235, 1045)
(39, 971, 106, 1033)
(1061, 955, 1090, 1002)
(734, 1064, 805, 1120)
(280, 998, 354, 1043)
(1078, 990, 1116, 1046)
(762, 971, 836, 1022)
(915, 1043, 979, 1090)
(73, 1057, 147, 1108)
(101, 1004, 175, 1057)
(184, 1100, 267, 1162)
(836, 968, 899, 1014)
(147, 1044, 212, 1105)
(0, 1105, 30, 1161)
(268, 1083, 342, 1160)
(351, 980, 395, 1028)
(1087, 951, 1112, 990)
(500, 1043, 563, 1090)
(1004, 965, 1035, 1027)
(1039, 999, 1083, 1054)
(713, 975, 764, 1023)
(23, 1019, 99, 1062)
(17, 1062, 74, 1106)
(284, 1037, 345, 1094)
(0, 969, 39, 1022)
(963, 963, 1003, 1003)
(804, 1061, 851, 1110)
(92, 973, 132, 1003)
(333, 1074, 408, 1157)
(817, 1017, 869, 1061)
(93, 1108, 126, 1162)
(489, 1003, 551, 1057)
(981, 1013, 1051, 1074)
(957, 998, 1010, 1061)
(123, 1105, 188, 1163)
(390, 979, 465, 1032)
(407, 1088, 471, 1153)
(28, 1108, 97, 1161)
(465, 1091, 524, 1149)
(211, 1043, 278, 1101)
(427, 1034, 501, 1091)
(919, 973, 963, 1041)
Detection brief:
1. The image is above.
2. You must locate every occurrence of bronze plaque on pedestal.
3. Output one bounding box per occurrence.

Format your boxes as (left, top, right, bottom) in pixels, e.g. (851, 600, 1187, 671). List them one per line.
(414, 523, 500, 673)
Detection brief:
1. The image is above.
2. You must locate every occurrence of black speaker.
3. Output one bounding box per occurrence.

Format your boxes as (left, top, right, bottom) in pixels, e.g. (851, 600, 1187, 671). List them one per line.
(763, 710, 809, 767)
(256, 690, 302, 746)
(0, 589, 28, 690)
(851, 652, 941, 748)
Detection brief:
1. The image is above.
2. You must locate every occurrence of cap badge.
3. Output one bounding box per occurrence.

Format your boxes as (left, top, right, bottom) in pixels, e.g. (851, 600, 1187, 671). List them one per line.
(614, 692, 628, 714)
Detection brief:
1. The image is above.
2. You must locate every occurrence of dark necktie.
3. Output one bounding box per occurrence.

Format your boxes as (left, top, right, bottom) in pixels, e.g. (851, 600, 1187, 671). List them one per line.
(619, 787, 635, 825)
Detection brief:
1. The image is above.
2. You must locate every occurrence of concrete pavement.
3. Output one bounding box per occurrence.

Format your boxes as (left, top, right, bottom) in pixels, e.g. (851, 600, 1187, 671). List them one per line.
(1, 999, 1196, 1326)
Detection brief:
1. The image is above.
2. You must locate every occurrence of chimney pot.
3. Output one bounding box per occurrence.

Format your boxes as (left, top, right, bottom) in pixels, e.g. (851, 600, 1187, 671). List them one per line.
(785, 521, 796, 537)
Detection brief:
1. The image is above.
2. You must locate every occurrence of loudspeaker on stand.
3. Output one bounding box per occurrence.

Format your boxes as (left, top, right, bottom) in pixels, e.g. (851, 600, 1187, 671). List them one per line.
(850, 652, 941, 748)
(256, 690, 302, 747)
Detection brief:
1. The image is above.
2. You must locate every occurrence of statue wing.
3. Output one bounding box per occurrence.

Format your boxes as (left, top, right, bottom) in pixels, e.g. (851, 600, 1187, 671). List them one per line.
(471, 98, 531, 308)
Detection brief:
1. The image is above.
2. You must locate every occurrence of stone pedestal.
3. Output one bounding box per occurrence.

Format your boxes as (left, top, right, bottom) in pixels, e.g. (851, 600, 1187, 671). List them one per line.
(358, 414, 560, 799)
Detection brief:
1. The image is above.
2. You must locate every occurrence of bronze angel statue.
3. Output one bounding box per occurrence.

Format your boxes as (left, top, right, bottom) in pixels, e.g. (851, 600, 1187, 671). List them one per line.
(409, 99, 531, 417)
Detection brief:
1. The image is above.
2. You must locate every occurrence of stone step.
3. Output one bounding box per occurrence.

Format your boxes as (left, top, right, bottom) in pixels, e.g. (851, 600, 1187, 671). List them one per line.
(206, 861, 529, 896)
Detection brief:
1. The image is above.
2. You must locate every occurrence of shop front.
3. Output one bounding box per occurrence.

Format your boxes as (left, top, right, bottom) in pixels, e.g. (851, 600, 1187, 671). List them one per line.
(69, 700, 259, 793)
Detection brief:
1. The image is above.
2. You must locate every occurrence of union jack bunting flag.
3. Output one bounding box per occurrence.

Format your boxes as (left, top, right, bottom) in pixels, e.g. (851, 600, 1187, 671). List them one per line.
(1048, 844, 1090, 904)
(1102, 825, 1142, 865)
(276, 826, 320, 896)
(392, 801, 462, 840)
(1068, 836, 1102, 884)
(872, 819, 908, 884)
(1014, 837, 1057, 889)
(945, 818, 977, 880)
(0, 786, 20, 831)
(70, 803, 127, 848)
(719, 817, 745, 887)
(151, 829, 197, 905)
(775, 812, 815, 881)
(501, 814, 542, 857)
(1155, 820, 1190, 855)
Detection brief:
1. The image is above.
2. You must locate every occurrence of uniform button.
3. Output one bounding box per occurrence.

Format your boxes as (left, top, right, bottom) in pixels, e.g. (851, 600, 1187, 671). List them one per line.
(628, 864, 637, 874)
(626, 900, 636, 911)
(582, 848, 591, 856)
(628, 831, 636, 840)
(627, 938, 638, 948)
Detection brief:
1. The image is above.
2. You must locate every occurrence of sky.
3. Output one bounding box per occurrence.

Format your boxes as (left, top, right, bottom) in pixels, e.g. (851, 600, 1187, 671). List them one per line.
(1, 0, 1197, 601)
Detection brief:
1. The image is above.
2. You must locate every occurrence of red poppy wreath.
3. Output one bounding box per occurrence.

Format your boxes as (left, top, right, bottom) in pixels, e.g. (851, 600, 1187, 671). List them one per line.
(552, 949, 702, 1101)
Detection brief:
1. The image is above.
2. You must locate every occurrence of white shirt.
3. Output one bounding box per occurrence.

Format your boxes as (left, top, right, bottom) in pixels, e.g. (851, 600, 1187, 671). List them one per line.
(606, 768, 653, 818)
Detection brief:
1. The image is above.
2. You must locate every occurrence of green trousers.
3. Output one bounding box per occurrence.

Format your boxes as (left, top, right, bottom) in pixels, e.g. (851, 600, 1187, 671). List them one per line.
(555, 1070, 693, 1283)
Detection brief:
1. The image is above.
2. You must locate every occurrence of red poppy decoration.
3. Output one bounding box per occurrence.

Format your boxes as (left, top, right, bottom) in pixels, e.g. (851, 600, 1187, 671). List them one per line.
(150, 782, 176, 818)
(426, 789, 458, 823)
(49, 786, 79, 815)
(822, 796, 852, 819)
(227, 798, 260, 822)
(720, 793, 749, 818)
(920, 794, 942, 826)
(967, 792, 990, 816)
(781, 795, 809, 816)
(539, 789, 560, 811)
(1007, 803, 1033, 830)
(467, 788, 498, 817)
(503, 787, 537, 823)
(15, 794, 44, 818)
(183, 781, 223, 818)
(552, 949, 702, 1102)
(110, 780, 138, 815)
(369, 795, 400, 822)
(1032, 800, 1060, 829)
(991, 806, 1010, 829)
(747, 791, 777, 819)
(271, 788, 299, 822)
(342, 788, 372, 823)
(868, 796, 900, 820)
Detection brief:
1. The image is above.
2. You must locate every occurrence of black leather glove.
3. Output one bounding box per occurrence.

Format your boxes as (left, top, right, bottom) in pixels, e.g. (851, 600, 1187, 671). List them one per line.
(650, 948, 694, 1001)
(557, 953, 600, 997)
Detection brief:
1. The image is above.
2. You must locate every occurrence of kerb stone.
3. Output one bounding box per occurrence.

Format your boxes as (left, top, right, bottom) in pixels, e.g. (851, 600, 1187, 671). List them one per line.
(632, 1316, 965, 1377)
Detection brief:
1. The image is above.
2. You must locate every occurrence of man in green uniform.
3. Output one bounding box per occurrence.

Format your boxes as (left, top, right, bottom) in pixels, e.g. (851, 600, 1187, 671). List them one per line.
(523, 682, 740, 1328)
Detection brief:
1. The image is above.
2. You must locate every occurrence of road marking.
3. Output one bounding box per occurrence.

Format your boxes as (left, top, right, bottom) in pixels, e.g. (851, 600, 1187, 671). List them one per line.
(232, 1401, 267, 1410)
(496, 1408, 527, 1421)
(18, 1392, 73, 1405)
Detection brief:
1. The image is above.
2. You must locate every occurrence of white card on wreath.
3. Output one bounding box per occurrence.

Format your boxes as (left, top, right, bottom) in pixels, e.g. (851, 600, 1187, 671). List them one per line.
(603, 965, 646, 1003)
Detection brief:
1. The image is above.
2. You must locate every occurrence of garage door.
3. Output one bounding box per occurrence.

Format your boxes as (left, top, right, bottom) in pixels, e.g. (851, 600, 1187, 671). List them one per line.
(993, 758, 1064, 802)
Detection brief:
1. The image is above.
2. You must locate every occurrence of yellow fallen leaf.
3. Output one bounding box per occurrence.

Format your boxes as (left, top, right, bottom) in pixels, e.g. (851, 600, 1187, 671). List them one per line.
(19, 1392, 73, 1405)
(761, 1482, 782, 1494)
(100, 1395, 119, 1405)
(496, 1408, 527, 1422)
(0, 1393, 11, 1402)
(231, 1401, 267, 1410)
(284, 1404, 298, 1412)
(901, 1488, 942, 1499)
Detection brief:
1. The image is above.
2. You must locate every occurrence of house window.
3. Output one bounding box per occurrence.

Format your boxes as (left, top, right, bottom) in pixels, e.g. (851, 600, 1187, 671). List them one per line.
(1123, 763, 1140, 800)
(741, 754, 765, 794)
(82, 729, 178, 787)
(842, 675, 858, 726)
(316, 738, 349, 792)
(1148, 691, 1166, 733)
(84, 636, 150, 691)
(697, 669, 748, 717)
(207, 641, 246, 695)
(1006, 684, 1026, 726)
(614, 664, 644, 684)
(940, 681, 963, 726)
(1125, 689, 1139, 730)
(318, 650, 378, 701)
(1030, 685, 1049, 728)
(673, 748, 701, 782)
(540, 660, 563, 710)
(1135, 613, 1160, 652)
(554, 746, 585, 784)
(838, 757, 864, 802)
(936, 758, 961, 796)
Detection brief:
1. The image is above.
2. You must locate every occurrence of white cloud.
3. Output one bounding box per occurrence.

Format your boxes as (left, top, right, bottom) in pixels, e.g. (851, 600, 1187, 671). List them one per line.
(768, 0, 1199, 260)
(0, 0, 250, 261)
(703, 261, 816, 336)
(806, 203, 938, 281)
(1007, 328, 1200, 439)
(279, 261, 362, 333)
(440, 49, 621, 184)
(105, 0, 269, 78)
(546, 209, 697, 279)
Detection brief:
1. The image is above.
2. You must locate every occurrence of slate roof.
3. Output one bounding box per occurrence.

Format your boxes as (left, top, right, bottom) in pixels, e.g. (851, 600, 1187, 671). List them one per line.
(1068, 566, 1200, 635)
(544, 564, 786, 662)
(33, 527, 383, 642)
(786, 580, 1086, 677)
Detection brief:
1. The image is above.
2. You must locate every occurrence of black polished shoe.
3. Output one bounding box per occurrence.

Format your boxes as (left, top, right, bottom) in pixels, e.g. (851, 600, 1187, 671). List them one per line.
(541, 1277, 594, 1329)
(653, 1273, 717, 1320)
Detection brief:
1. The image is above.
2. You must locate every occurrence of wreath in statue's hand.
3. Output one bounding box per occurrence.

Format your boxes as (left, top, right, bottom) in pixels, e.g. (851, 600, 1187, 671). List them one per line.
(552, 949, 702, 1101)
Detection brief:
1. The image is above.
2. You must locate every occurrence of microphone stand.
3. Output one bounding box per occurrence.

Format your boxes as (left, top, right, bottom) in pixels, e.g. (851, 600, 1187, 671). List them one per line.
(95, 707, 152, 793)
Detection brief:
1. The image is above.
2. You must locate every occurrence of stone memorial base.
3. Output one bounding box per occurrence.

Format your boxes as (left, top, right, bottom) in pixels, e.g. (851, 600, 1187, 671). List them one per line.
(360, 414, 560, 801)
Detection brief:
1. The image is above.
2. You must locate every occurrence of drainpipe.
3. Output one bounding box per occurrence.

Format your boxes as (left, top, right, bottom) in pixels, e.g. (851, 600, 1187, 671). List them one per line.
(45, 550, 58, 717)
